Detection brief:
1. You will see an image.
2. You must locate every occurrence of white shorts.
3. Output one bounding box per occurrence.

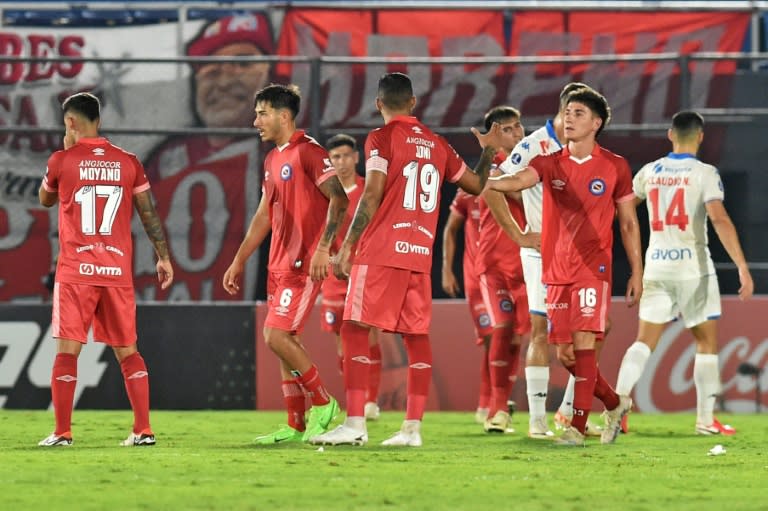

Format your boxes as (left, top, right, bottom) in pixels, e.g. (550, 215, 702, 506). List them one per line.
(639, 275, 721, 328)
(521, 247, 546, 317)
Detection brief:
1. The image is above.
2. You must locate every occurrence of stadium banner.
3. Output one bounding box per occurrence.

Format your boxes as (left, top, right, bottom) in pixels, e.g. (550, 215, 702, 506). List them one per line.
(0, 303, 255, 409)
(256, 297, 768, 413)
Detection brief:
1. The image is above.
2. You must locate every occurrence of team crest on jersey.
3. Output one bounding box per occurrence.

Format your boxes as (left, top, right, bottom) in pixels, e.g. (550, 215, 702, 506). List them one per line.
(500, 299, 513, 312)
(325, 311, 336, 325)
(280, 163, 293, 180)
(478, 313, 491, 328)
(588, 178, 606, 196)
(510, 153, 522, 165)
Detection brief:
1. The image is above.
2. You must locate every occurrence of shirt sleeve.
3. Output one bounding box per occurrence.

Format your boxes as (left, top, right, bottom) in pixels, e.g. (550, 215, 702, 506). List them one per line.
(444, 140, 467, 184)
(449, 190, 467, 218)
(701, 164, 725, 203)
(632, 165, 647, 201)
(306, 145, 336, 187)
(365, 129, 390, 175)
(132, 155, 151, 194)
(614, 157, 635, 203)
(42, 152, 62, 192)
(499, 134, 539, 176)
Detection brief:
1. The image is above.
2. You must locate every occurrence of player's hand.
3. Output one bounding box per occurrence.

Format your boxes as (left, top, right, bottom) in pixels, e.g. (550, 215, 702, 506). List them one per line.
(441, 269, 460, 297)
(625, 273, 643, 307)
(332, 244, 352, 280)
(63, 129, 77, 150)
(518, 231, 541, 251)
(738, 266, 754, 301)
(222, 260, 245, 295)
(310, 247, 330, 281)
(156, 258, 174, 290)
(470, 122, 501, 150)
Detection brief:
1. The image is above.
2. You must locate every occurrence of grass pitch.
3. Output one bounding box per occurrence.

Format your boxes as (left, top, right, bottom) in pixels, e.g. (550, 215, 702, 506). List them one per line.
(1, 410, 765, 511)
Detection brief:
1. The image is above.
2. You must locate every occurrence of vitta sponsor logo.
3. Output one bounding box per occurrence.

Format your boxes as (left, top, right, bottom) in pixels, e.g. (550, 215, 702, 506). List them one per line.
(79, 263, 122, 276)
(394, 241, 430, 255)
(651, 247, 693, 261)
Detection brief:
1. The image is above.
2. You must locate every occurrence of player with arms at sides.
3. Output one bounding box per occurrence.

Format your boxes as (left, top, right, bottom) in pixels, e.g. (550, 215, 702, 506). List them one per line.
(473, 106, 533, 434)
(319, 134, 383, 421)
(223, 84, 349, 444)
(487, 87, 644, 446)
(38, 92, 174, 447)
(311, 72, 496, 446)
(614, 111, 753, 435)
(478, 82, 607, 438)
(441, 188, 494, 423)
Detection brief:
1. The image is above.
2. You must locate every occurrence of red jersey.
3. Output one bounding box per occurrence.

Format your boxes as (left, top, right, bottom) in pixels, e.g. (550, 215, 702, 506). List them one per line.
(356, 116, 468, 272)
(263, 130, 336, 273)
(476, 195, 526, 278)
(449, 188, 481, 275)
(43, 137, 150, 287)
(321, 175, 364, 300)
(531, 143, 634, 285)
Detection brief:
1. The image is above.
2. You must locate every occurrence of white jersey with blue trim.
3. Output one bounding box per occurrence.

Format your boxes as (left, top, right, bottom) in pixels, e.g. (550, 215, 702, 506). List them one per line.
(633, 152, 724, 280)
(497, 120, 562, 234)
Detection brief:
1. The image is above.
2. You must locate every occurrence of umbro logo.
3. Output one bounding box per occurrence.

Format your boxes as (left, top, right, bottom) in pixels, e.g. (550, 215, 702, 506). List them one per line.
(127, 371, 149, 379)
(55, 374, 77, 382)
(409, 362, 432, 369)
(411, 126, 423, 134)
(351, 356, 372, 364)
(92, 148, 105, 156)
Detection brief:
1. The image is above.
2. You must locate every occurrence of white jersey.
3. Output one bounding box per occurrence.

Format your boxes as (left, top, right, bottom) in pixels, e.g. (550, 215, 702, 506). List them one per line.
(497, 120, 562, 234)
(633, 153, 724, 281)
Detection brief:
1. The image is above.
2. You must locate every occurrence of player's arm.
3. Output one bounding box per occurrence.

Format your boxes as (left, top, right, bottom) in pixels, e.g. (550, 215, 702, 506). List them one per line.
(486, 168, 538, 193)
(441, 211, 463, 297)
(223, 194, 271, 295)
(616, 199, 643, 306)
(134, 189, 173, 290)
(706, 200, 754, 300)
(455, 145, 495, 195)
(39, 187, 58, 208)
(481, 187, 539, 249)
(311, 175, 350, 281)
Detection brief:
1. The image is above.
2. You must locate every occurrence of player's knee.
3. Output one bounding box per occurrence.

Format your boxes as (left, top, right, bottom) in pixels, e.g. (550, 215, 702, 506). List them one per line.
(556, 346, 575, 368)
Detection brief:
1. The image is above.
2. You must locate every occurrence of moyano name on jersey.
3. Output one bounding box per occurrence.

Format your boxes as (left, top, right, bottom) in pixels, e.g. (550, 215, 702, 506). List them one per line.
(79, 160, 122, 181)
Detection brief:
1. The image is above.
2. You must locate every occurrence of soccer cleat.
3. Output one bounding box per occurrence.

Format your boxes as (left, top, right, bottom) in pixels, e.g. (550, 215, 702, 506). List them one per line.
(310, 424, 368, 446)
(38, 432, 73, 447)
(528, 416, 555, 439)
(553, 410, 571, 430)
(121, 431, 156, 446)
(696, 418, 736, 436)
(364, 402, 381, 421)
(555, 426, 586, 446)
(302, 397, 340, 442)
(474, 407, 489, 424)
(584, 419, 604, 437)
(601, 395, 632, 445)
(253, 425, 304, 445)
(484, 410, 512, 434)
(381, 420, 422, 447)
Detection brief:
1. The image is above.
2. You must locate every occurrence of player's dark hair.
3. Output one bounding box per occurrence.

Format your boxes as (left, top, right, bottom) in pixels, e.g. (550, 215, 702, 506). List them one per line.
(671, 111, 704, 139)
(483, 106, 521, 132)
(254, 83, 301, 119)
(565, 88, 611, 138)
(326, 133, 357, 152)
(62, 92, 100, 121)
(377, 72, 414, 111)
(559, 82, 590, 110)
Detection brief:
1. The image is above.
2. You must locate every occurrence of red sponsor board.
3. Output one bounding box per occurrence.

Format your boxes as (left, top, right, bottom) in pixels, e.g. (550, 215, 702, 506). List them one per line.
(255, 297, 768, 413)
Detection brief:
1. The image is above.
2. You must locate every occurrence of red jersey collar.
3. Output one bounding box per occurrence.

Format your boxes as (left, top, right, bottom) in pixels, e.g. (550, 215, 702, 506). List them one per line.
(289, 130, 305, 144)
(562, 142, 601, 159)
(76, 137, 108, 145)
(389, 115, 419, 124)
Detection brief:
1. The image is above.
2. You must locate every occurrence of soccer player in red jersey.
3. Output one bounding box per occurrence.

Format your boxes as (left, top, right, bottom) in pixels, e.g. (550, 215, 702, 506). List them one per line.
(442, 187, 494, 423)
(319, 134, 383, 421)
(488, 87, 643, 446)
(37, 92, 174, 447)
(311, 72, 496, 447)
(223, 84, 349, 444)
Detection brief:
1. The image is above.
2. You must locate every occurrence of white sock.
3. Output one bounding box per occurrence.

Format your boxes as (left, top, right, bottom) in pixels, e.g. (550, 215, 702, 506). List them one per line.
(558, 374, 576, 416)
(525, 366, 549, 421)
(694, 353, 720, 426)
(616, 341, 652, 396)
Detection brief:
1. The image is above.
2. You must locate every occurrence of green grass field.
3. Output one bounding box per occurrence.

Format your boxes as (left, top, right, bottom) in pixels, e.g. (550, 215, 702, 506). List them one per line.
(1, 410, 765, 511)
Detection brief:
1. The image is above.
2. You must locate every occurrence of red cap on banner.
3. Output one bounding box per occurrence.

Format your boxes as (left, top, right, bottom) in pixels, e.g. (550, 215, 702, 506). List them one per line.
(187, 13, 274, 56)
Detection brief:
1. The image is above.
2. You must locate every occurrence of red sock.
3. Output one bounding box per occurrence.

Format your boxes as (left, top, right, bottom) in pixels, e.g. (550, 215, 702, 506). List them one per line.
(367, 343, 382, 403)
(51, 353, 77, 436)
(120, 352, 152, 434)
(594, 368, 620, 410)
(282, 379, 306, 431)
(477, 348, 491, 409)
(507, 343, 521, 396)
(404, 334, 432, 421)
(488, 327, 512, 415)
(571, 349, 597, 434)
(297, 365, 330, 406)
(341, 322, 370, 417)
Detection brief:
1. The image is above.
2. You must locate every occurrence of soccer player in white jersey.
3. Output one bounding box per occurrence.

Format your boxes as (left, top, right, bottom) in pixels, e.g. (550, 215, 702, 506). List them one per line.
(481, 83, 604, 438)
(615, 111, 754, 435)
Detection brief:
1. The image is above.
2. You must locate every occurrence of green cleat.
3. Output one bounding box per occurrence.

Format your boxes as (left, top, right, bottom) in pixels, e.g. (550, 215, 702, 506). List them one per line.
(253, 425, 304, 445)
(302, 397, 340, 442)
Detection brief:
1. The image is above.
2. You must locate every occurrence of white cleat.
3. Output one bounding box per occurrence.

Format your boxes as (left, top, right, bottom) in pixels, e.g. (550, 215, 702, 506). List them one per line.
(528, 417, 555, 439)
(601, 395, 632, 445)
(364, 402, 381, 421)
(555, 426, 586, 446)
(474, 407, 489, 424)
(382, 420, 422, 447)
(309, 424, 368, 446)
(38, 432, 73, 447)
(121, 431, 156, 446)
(584, 419, 604, 437)
(484, 411, 512, 434)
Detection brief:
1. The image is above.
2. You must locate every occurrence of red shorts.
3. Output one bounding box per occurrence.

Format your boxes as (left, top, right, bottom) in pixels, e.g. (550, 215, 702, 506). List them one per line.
(546, 280, 610, 344)
(465, 276, 493, 343)
(265, 271, 322, 333)
(344, 264, 431, 335)
(479, 271, 531, 335)
(52, 281, 136, 346)
(320, 300, 344, 334)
